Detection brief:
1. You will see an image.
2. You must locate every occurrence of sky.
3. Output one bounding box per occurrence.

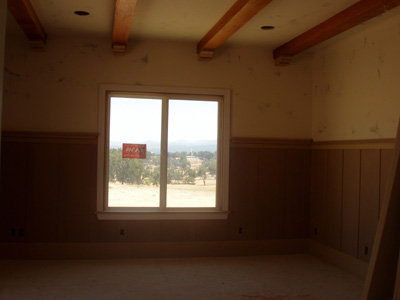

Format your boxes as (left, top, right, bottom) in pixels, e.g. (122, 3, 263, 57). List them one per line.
(109, 97, 218, 143)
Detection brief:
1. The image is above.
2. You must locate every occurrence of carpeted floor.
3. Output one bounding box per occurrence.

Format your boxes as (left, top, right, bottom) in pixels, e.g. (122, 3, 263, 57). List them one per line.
(0, 254, 364, 300)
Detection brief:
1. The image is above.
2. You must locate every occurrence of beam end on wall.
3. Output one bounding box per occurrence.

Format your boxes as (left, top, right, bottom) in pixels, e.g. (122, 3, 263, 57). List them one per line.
(29, 39, 46, 51)
(274, 56, 292, 66)
(8, 0, 47, 50)
(112, 43, 127, 55)
(197, 0, 273, 60)
(198, 49, 214, 61)
(111, 0, 137, 54)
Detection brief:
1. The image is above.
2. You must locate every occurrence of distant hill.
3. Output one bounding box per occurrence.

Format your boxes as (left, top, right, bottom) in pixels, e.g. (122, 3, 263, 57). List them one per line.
(110, 140, 217, 154)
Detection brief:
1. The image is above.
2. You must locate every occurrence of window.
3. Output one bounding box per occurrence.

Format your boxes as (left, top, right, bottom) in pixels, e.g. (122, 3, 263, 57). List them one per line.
(97, 85, 230, 220)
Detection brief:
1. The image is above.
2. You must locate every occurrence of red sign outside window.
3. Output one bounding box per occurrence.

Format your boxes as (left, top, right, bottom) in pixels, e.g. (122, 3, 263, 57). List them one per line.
(122, 143, 147, 159)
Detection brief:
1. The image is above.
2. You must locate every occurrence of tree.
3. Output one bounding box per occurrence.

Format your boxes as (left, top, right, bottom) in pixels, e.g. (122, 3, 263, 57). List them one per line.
(141, 168, 152, 184)
(197, 166, 208, 185)
(168, 152, 190, 170)
(150, 167, 160, 186)
(197, 151, 215, 160)
(167, 152, 191, 184)
(108, 148, 121, 182)
(128, 159, 145, 184)
(168, 169, 182, 183)
(108, 148, 146, 185)
(202, 158, 216, 176)
(183, 169, 196, 184)
(115, 157, 131, 184)
(147, 152, 160, 166)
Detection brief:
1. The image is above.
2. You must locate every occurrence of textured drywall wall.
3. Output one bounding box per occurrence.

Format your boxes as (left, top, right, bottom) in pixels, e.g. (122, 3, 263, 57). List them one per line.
(312, 7, 400, 141)
(3, 35, 312, 139)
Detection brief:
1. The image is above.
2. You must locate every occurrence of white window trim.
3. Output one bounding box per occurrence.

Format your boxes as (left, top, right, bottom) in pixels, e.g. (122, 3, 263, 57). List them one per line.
(96, 84, 230, 220)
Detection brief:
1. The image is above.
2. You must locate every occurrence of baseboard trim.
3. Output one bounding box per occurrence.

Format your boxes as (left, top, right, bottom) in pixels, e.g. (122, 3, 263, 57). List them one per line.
(0, 240, 369, 280)
(0, 239, 308, 260)
(308, 240, 368, 279)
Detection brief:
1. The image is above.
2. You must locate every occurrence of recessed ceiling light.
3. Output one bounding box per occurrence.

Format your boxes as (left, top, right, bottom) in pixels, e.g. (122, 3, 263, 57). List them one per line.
(74, 11, 90, 16)
(260, 26, 275, 30)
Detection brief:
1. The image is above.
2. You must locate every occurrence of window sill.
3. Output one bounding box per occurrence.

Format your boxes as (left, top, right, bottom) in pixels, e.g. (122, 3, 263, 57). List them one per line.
(96, 211, 229, 220)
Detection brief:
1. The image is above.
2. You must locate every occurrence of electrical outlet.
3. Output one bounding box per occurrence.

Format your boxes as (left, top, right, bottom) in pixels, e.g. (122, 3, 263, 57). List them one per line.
(120, 229, 125, 237)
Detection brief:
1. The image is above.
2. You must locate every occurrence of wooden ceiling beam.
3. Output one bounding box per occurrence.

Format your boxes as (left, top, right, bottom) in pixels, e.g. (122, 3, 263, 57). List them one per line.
(8, 0, 47, 50)
(273, 0, 400, 66)
(197, 0, 273, 60)
(112, 0, 137, 54)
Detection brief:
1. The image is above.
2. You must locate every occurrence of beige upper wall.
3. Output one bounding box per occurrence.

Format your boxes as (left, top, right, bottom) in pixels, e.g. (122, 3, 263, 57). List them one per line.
(312, 7, 400, 141)
(3, 6, 400, 144)
(2, 34, 312, 139)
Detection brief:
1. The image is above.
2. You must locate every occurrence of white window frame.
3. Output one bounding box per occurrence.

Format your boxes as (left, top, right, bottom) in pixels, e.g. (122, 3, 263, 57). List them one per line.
(96, 84, 230, 220)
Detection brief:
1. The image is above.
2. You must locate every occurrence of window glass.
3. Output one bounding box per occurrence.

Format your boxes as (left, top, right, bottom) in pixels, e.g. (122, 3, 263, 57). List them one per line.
(107, 97, 219, 209)
(167, 100, 218, 207)
(108, 97, 162, 207)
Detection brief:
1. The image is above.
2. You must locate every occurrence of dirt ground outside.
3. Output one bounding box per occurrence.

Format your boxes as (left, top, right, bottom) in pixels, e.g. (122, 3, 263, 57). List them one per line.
(108, 179, 216, 207)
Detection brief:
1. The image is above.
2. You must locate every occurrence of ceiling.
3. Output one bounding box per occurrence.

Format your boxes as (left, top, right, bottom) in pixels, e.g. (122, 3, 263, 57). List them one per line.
(6, 0, 400, 63)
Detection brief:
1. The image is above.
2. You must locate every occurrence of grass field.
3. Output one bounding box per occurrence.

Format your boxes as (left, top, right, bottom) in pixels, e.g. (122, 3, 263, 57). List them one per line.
(108, 179, 216, 207)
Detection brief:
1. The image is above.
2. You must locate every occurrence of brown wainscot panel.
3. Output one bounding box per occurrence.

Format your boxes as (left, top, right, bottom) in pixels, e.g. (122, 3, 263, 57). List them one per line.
(310, 150, 328, 243)
(161, 220, 197, 242)
(126, 220, 163, 242)
(228, 147, 258, 240)
(359, 149, 380, 262)
(311, 139, 395, 262)
(58, 143, 98, 242)
(380, 149, 393, 212)
(195, 220, 229, 241)
(325, 149, 343, 250)
(341, 149, 360, 258)
(284, 149, 310, 239)
(26, 143, 59, 242)
(257, 148, 285, 239)
(0, 142, 28, 242)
